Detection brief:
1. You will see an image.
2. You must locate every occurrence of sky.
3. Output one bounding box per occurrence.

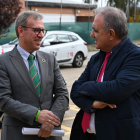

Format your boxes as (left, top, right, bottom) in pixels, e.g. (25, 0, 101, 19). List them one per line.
(92, 0, 107, 7)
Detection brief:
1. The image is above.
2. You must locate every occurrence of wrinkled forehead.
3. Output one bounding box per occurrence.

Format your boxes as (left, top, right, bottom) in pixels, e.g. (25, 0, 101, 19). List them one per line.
(92, 13, 105, 27)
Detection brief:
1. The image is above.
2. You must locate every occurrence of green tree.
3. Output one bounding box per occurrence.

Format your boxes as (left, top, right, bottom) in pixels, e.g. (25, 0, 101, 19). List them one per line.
(107, 0, 139, 12)
(91, 0, 140, 11)
(92, 0, 140, 22)
(0, 0, 22, 35)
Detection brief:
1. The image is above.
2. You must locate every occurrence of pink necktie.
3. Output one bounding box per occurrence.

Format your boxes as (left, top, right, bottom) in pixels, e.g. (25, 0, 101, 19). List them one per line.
(81, 52, 111, 133)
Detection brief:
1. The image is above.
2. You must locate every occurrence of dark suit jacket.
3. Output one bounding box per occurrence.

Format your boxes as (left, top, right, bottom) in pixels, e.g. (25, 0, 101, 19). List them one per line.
(0, 47, 69, 140)
(70, 37, 140, 140)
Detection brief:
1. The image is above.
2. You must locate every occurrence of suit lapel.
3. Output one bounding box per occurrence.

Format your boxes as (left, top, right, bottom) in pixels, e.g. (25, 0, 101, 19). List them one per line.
(104, 37, 132, 80)
(105, 52, 120, 73)
(104, 53, 122, 80)
(10, 47, 39, 100)
(36, 51, 48, 99)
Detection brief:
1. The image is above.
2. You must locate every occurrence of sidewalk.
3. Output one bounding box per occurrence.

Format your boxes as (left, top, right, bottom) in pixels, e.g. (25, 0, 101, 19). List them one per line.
(133, 40, 140, 46)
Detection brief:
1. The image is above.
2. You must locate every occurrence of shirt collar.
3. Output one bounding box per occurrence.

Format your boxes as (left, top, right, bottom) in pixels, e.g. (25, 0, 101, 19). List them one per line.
(112, 36, 128, 54)
(99, 36, 128, 56)
(17, 44, 37, 60)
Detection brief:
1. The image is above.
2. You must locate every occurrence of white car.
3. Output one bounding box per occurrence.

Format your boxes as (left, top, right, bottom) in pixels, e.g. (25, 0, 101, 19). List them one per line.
(0, 31, 88, 67)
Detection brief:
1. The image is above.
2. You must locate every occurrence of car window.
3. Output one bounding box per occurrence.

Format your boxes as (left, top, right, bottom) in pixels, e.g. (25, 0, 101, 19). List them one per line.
(57, 34, 70, 43)
(68, 35, 73, 42)
(71, 35, 78, 41)
(44, 35, 57, 43)
(43, 35, 58, 45)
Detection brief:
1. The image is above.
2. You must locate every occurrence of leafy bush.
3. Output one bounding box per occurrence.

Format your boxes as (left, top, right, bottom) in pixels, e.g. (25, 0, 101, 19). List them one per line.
(0, 0, 22, 35)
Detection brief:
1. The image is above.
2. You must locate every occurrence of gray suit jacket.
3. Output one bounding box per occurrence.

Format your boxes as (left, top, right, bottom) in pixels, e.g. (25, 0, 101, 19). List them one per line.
(0, 47, 69, 140)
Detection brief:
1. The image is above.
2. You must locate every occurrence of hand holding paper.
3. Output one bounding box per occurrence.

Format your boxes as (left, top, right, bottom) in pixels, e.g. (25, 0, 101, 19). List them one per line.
(38, 124, 53, 138)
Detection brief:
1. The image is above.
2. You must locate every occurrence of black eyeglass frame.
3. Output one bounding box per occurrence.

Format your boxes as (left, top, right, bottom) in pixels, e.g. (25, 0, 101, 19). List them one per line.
(22, 26, 47, 36)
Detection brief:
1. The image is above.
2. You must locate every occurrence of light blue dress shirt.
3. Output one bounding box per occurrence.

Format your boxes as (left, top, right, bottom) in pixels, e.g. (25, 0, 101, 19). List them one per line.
(17, 44, 41, 82)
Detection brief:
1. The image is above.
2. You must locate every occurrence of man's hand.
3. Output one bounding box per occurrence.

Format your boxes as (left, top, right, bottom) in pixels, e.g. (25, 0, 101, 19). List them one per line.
(91, 100, 117, 109)
(37, 110, 60, 128)
(38, 124, 53, 138)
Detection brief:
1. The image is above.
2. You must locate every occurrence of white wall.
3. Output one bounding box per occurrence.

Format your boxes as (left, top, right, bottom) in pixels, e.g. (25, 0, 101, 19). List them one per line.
(41, 14, 76, 23)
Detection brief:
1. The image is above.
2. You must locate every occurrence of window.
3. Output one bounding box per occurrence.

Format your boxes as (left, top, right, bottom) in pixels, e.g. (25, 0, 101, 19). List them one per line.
(71, 35, 78, 41)
(68, 35, 73, 42)
(44, 35, 57, 43)
(57, 34, 70, 43)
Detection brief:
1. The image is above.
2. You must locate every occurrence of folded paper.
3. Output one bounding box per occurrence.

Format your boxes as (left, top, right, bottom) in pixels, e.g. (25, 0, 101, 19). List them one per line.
(22, 127, 65, 136)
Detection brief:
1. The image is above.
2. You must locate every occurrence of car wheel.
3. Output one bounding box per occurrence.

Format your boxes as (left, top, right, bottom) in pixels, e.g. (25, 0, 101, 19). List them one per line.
(72, 52, 84, 67)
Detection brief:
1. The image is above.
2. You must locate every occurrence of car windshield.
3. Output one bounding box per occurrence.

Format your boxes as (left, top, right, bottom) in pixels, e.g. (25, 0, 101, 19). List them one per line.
(9, 38, 19, 45)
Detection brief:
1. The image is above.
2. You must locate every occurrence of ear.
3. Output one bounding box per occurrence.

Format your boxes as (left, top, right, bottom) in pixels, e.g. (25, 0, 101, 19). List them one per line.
(109, 29, 115, 40)
(18, 26, 24, 37)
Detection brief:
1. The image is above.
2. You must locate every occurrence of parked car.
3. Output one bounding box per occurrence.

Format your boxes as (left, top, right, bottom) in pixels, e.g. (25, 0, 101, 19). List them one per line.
(0, 31, 88, 67)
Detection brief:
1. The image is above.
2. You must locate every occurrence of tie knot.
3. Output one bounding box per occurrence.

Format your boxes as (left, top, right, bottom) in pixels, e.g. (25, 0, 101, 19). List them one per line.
(28, 54, 35, 60)
(105, 52, 111, 60)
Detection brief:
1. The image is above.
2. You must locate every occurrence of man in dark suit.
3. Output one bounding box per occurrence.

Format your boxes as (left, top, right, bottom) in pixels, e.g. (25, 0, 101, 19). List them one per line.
(70, 6, 140, 140)
(0, 10, 69, 140)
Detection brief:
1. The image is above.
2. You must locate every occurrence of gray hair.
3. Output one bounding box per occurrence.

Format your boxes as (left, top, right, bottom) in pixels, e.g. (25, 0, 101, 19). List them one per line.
(15, 10, 43, 38)
(94, 6, 128, 39)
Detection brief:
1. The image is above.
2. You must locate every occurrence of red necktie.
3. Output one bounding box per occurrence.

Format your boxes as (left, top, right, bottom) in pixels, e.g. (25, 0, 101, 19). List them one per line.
(81, 52, 111, 133)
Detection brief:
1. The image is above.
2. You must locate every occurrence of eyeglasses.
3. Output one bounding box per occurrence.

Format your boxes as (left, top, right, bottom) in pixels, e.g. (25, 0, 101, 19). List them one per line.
(22, 26, 47, 36)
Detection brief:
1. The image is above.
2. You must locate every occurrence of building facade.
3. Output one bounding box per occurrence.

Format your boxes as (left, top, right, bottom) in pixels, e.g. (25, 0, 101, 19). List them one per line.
(22, 0, 96, 23)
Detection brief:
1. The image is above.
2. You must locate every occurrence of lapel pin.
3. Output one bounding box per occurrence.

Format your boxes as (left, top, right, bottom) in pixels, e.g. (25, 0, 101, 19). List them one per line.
(42, 59, 46, 62)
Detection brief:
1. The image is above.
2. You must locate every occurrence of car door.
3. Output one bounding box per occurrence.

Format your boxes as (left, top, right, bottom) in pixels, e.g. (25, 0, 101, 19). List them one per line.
(56, 34, 74, 63)
(40, 34, 62, 61)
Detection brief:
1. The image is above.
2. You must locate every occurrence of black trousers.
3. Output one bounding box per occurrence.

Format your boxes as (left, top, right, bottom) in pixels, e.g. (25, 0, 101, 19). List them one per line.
(82, 132, 97, 140)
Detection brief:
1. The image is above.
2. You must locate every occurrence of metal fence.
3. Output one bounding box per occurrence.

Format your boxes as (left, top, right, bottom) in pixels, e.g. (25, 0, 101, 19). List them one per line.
(0, 22, 140, 45)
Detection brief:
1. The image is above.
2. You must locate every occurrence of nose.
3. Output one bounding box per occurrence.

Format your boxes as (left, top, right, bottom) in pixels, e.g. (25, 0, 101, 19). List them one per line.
(90, 30, 95, 37)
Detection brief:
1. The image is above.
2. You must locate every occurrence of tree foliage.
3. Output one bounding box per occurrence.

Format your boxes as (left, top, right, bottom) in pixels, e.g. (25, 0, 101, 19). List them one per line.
(90, 0, 140, 12)
(90, 0, 140, 22)
(0, 0, 22, 34)
(107, 0, 140, 12)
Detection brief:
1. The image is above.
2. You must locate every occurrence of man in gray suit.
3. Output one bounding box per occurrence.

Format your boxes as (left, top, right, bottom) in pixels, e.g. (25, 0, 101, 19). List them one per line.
(0, 10, 69, 140)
